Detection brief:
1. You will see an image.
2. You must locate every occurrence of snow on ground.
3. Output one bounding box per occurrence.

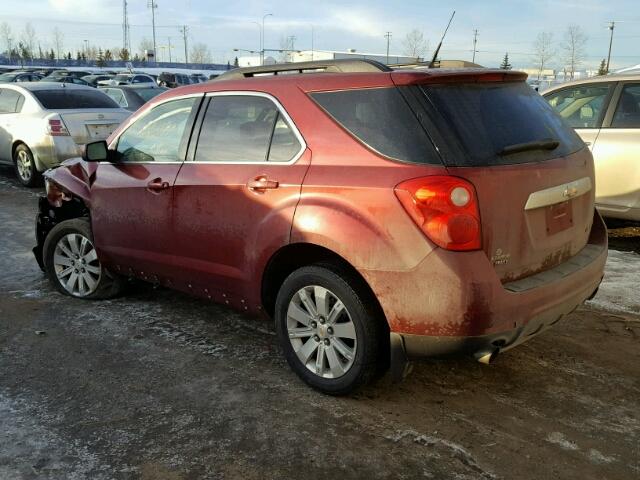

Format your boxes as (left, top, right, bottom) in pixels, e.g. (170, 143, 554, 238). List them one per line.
(587, 249, 640, 315)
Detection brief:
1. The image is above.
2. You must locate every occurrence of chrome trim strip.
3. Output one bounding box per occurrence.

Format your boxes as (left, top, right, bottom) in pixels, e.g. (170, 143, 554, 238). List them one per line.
(524, 177, 592, 211)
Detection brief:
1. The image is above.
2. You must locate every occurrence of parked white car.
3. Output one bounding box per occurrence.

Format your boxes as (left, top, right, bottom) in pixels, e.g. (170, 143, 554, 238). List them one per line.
(98, 73, 156, 87)
(0, 83, 129, 186)
(544, 75, 640, 222)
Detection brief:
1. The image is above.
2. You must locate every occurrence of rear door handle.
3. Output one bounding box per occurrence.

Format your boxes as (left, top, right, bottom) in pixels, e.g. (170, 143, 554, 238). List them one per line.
(147, 178, 170, 192)
(247, 175, 279, 192)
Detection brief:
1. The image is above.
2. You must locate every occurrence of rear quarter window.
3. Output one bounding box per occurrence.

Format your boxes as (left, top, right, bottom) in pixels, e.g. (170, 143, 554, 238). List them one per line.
(32, 89, 119, 109)
(310, 87, 441, 165)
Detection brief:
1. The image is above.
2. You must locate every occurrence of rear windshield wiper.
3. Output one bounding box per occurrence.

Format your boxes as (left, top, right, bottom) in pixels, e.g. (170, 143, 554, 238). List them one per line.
(498, 138, 560, 156)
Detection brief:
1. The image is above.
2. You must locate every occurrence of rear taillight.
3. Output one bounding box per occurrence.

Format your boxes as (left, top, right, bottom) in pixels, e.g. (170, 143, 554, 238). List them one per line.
(394, 176, 482, 251)
(46, 117, 70, 136)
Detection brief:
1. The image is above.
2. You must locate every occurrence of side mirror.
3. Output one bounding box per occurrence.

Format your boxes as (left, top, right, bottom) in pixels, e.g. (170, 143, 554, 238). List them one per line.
(82, 140, 109, 162)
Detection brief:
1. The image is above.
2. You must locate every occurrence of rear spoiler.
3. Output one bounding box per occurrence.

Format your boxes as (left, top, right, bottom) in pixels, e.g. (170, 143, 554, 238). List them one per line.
(391, 69, 528, 86)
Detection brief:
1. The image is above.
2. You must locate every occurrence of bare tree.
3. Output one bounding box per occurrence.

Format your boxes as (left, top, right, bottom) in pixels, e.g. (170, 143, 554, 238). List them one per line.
(562, 25, 587, 80)
(533, 32, 555, 80)
(402, 29, 429, 60)
(21, 22, 36, 59)
(0, 22, 13, 55)
(52, 27, 64, 60)
(190, 42, 211, 64)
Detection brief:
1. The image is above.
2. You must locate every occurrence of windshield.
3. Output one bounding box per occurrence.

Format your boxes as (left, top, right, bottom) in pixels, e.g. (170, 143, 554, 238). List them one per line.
(0, 73, 18, 81)
(114, 75, 131, 82)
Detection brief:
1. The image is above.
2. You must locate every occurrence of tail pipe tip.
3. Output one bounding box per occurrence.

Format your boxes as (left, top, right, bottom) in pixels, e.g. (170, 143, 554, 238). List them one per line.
(475, 347, 500, 365)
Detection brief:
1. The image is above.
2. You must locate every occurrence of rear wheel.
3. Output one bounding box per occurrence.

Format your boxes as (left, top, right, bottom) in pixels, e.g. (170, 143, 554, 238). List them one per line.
(43, 218, 123, 299)
(13, 144, 42, 187)
(275, 264, 385, 395)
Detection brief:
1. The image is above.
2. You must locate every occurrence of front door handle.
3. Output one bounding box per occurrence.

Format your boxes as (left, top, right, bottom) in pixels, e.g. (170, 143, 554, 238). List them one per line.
(147, 178, 170, 192)
(247, 175, 279, 192)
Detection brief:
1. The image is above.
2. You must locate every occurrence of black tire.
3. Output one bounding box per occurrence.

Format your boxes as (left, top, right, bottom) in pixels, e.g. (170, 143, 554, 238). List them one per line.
(43, 218, 123, 300)
(275, 264, 387, 395)
(13, 143, 42, 187)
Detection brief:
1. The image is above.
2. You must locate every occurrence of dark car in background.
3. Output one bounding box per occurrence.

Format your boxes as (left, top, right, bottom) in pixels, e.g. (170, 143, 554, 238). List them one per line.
(0, 71, 43, 83)
(42, 70, 92, 82)
(40, 76, 90, 86)
(157, 72, 192, 88)
(99, 85, 168, 111)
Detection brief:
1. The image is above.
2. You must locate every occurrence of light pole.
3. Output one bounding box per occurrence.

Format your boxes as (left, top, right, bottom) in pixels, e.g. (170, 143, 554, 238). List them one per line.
(606, 21, 615, 74)
(261, 13, 273, 65)
(384, 31, 392, 64)
(148, 0, 158, 61)
(310, 24, 314, 61)
(84, 39, 89, 58)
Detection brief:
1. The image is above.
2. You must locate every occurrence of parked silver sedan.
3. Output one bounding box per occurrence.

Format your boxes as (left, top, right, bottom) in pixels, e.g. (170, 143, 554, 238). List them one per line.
(543, 74, 640, 221)
(0, 83, 129, 186)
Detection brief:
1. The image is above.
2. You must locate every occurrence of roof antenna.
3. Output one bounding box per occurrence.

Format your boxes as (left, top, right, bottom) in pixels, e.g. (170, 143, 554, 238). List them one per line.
(428, 10, 456, 69)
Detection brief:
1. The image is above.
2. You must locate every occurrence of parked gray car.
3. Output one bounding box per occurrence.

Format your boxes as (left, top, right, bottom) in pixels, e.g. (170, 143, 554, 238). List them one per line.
(0, 83, 129, 186)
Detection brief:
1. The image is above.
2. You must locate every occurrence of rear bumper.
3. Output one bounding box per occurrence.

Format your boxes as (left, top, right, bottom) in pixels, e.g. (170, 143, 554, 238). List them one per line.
(365, 210, 607, 361)
(32, 136, 81, 172)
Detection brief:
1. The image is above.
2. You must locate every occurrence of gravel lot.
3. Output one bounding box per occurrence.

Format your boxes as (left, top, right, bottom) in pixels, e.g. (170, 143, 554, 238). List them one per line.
(0, 165, 638, 480)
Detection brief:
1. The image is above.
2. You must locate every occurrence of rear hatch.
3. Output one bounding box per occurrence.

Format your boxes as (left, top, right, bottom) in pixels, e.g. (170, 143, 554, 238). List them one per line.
(400, 76, 594, 282)
(33, 88, 129, 144)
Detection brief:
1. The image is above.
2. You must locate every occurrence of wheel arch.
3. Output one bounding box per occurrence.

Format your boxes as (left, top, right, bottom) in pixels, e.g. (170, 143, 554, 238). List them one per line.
(261, 242, 388, 328)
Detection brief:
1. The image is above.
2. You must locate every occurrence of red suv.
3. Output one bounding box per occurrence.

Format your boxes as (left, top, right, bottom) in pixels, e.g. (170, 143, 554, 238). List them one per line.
(33, 60, 607, 394)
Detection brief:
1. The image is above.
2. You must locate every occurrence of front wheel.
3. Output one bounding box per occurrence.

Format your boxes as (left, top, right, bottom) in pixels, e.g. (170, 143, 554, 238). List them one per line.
(43, 218, 123, 299)
(13, 144, 42, 187)
(275, 265, 386, 395)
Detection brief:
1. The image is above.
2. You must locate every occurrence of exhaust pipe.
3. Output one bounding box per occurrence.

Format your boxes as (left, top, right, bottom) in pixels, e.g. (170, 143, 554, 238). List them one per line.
(475, 347, 500, 365)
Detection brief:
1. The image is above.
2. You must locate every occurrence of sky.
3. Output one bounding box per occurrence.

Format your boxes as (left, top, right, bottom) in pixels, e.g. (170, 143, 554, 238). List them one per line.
(0, 0, 639, 70)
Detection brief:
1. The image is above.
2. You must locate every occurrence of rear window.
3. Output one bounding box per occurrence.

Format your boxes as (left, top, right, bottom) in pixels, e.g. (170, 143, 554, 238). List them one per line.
(310, 87, 441, 165)
(32, 89, 119, 109)
(136, 88, 165, 102)
(418, 82, 585, 166)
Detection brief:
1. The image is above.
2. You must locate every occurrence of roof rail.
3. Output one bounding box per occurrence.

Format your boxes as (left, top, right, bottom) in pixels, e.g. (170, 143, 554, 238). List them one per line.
(215, 59, 391, 81)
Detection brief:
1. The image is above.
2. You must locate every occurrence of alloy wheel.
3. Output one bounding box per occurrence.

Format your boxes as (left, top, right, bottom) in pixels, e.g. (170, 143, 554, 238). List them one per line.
(53, 233, 102, 297)
(286, 285, 357, 379)
(16, 150, 32, 183)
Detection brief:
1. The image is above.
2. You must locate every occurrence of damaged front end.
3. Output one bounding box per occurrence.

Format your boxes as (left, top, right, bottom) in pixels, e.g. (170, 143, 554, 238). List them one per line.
(33, 160, 95, 272)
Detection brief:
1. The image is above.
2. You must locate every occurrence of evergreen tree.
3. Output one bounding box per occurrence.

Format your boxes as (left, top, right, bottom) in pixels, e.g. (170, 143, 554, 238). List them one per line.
(133, 53, 141, 62)
(67, 51, 72, 60)
(500, 52, 512, 70)
(76, 50, 81, 61)
(118, 48, 130, 61)
(597, 59, 608, 76)
(104, 49, 113, 62)
(233, 56, 239, 67)
(48, 48, 55, 60)
(96, 48, 105, 67)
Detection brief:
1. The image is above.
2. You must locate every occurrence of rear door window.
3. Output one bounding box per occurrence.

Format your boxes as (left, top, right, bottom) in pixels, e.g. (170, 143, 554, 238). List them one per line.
(419, 82, 586, 166)
(32, 89, 119, 109)
(0, 89, 25, 113)
(545, 84, 612, 129)
(311, 87, 440, 165)
(103, 88, 128, 107)
(611, 84, 640, 128)
(194, 95, 301, 163)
